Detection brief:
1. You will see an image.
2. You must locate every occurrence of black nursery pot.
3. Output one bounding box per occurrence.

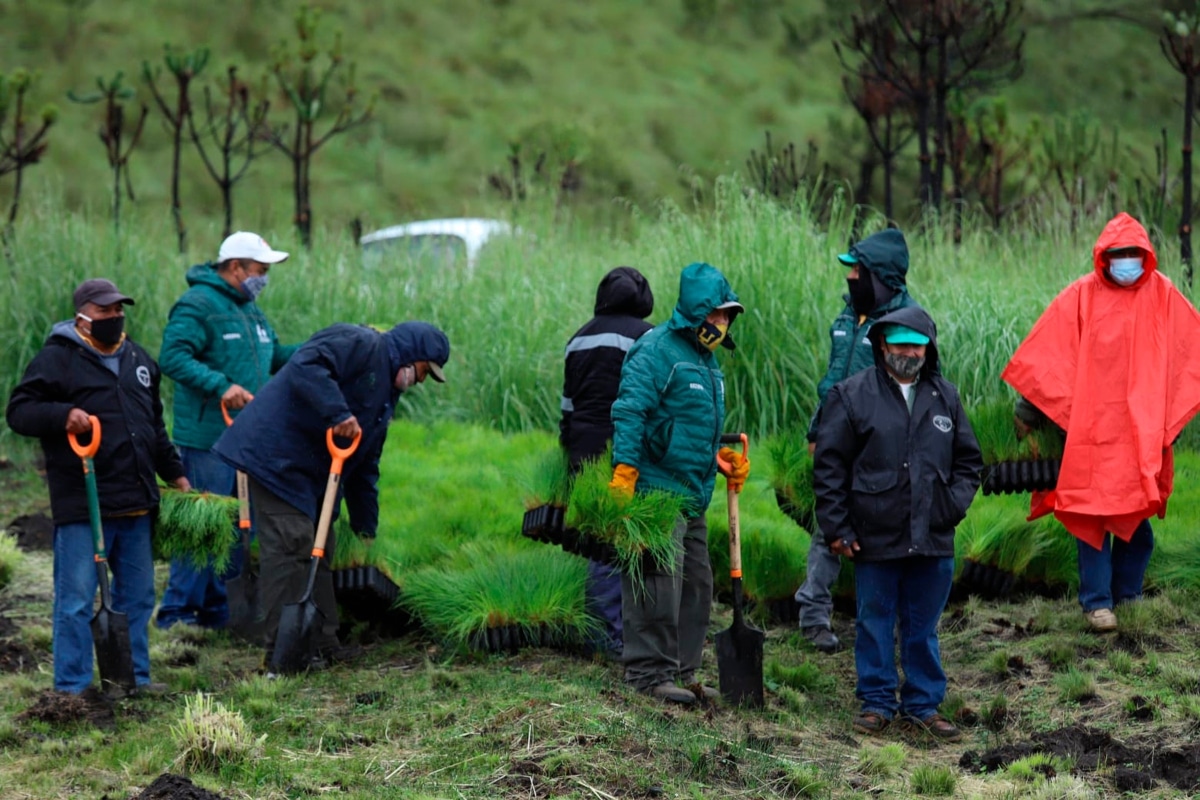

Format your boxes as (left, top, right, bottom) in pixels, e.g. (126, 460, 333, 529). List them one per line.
(981, 459, 1060, 495)
(521, 503, 567, 544)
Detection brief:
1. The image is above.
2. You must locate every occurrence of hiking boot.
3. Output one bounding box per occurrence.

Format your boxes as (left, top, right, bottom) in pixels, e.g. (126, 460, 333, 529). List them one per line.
(647, 682, 696, 705)
(802, 625, 842, 653)
(852, 711, 890, 735)
(687, 683, 721, 702)
(1085, 608, 1118, 632)
(905, 713, 963, 742)
(132, 682, 170, 697)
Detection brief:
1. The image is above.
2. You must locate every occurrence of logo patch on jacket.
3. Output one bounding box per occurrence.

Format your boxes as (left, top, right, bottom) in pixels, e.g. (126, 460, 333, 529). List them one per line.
(932, 415, 953, 433)
(256, 324, 270, 343)
(136, 365, 152, 388)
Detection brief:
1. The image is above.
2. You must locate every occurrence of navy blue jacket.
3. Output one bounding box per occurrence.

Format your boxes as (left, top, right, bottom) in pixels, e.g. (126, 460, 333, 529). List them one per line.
(212, 322, 449, 535)
(813, 306, 983, 561)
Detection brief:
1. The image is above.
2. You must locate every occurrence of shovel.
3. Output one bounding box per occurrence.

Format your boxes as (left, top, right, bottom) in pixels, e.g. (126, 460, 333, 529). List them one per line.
(68, 415, 136, 695)
(715, 432, 764, 708)
(221, 399, 262, 642)
(269, 427, 360, 674)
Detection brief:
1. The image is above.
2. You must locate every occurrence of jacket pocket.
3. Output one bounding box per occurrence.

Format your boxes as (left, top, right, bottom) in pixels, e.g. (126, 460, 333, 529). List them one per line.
(929, 466, 967, 530)
(645, 418, 674, 465)
(849, 468, 903, 530)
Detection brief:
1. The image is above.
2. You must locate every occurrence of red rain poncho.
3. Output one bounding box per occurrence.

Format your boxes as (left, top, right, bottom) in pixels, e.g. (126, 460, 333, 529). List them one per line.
(1002, 213, 1200, 550)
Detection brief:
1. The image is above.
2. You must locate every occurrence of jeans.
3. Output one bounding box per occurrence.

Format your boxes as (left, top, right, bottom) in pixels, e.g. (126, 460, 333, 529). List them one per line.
(585, 560, 623, 653)
(795, 530, 842, 629)
(1076, 519, 1154, 612)
(622, 515, 712, 690)
(54, 515, 155, 693)
(853, 556, 954, 721)
(156, 446, 246, 630)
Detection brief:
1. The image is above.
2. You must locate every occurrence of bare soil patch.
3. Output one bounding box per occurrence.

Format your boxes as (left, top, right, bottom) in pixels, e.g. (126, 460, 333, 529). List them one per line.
(17, 687, 115, 729)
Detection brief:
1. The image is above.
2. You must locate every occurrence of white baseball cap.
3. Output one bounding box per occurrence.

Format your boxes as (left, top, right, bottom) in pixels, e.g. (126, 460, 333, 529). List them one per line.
(218, 231, 290, 265)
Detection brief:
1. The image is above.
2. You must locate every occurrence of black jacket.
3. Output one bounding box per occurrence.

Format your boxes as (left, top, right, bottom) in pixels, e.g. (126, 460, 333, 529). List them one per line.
(813, 306, 983, 561)
(6, 323, 185, 525)
(560, 267, 654, 470)
(213, 322, 449, 535)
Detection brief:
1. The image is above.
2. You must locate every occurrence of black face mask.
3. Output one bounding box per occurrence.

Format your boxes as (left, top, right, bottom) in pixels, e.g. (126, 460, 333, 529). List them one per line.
(847, 277, 875, 315)
(81, 314, 125, 346)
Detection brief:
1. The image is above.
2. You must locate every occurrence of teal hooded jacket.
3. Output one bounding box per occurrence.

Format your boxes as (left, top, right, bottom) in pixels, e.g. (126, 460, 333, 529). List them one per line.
(611, 262, 740, 515)
(159, 263, 297, 450)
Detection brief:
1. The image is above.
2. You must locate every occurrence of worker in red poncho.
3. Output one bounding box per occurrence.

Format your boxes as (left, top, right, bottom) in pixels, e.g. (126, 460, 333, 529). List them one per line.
(1002, 212, 1200, 632)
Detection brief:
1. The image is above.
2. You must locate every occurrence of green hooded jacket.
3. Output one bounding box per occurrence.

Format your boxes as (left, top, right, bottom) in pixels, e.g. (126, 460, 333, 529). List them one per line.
(611, 262, 740, 514)
(159, 263, 297, 450)
(807, 229, 919, 442)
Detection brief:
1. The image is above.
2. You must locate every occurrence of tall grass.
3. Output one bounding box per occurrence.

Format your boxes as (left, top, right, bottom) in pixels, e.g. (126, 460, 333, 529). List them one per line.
(3, 188, 1196, 449)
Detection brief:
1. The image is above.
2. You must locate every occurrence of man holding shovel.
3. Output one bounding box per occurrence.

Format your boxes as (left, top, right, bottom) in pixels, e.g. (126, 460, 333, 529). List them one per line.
(7, 278, 189, 695)
(213, 321, 449, 671)
(156, 232, 297, 632)
(609, 262, 749, 705)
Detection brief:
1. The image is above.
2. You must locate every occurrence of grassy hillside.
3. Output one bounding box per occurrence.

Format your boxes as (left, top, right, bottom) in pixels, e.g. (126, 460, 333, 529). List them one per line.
(0, 0, 1181, 247)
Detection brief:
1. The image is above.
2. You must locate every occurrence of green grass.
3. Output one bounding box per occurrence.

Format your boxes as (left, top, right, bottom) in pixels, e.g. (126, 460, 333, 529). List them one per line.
(908, 764, 956, 796)
(153, 489, 239, 573)
(0, 531, 22, 590)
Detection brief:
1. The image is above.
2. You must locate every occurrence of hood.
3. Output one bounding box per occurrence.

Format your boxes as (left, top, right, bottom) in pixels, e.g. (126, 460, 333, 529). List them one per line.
(383, 321, 451, 377)
(594, 266, 654, 318)
(667, 262, 742, 350)
(847, 229, 909, 292)
(1092, 212, 1158, 287)
(186, 262, 250, 303)
(867, 305, 939, 377)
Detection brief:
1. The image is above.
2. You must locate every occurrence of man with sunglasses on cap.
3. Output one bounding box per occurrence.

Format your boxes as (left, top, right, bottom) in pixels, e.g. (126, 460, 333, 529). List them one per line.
(797, 228, 921, 654)
(813, 305, 981, 740)
(156, 232, 298, 632)
(7, 278, 189, 696)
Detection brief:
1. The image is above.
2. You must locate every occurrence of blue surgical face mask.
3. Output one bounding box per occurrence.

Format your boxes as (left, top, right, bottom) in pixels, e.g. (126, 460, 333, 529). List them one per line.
(1109, 257, 1144, 286)
(242, 274, 269, 300)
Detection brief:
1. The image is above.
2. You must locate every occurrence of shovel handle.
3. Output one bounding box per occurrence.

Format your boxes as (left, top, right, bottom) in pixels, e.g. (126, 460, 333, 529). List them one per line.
(311, 428, 362, 558)
(68, 415, 102, 460)
(720, 432, 747, 578)
(220, 395, 254, 427)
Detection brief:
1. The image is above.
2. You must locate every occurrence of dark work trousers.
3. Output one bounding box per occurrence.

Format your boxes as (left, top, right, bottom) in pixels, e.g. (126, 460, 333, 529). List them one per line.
(621, 514, 713, 691)
(248, 476, 340, 656)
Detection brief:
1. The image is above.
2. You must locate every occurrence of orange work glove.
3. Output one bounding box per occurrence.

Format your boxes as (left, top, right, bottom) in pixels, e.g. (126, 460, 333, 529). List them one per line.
(608, 463, 639, 500)
(716, 447, 751, 493)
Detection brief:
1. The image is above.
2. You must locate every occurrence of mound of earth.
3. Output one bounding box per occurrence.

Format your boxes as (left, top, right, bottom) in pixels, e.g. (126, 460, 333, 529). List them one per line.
(17, 687, 115, 729)
(127, 773, 232, 799)
(960, 724, 1200, 792)
(7, 512, 53, 551)
(0, 612, 40, 673)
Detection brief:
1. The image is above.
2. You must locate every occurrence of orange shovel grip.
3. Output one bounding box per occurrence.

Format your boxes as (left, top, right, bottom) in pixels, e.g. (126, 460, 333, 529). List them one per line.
(67, 415, 102, 459)
(326, 428, 362, 474)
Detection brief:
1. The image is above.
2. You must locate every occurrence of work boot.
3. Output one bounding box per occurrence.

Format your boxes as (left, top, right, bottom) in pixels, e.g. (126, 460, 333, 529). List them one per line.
(647, 682, 696, 705)
(802, 625, 842, 653)
(679, 673, 720, 702)
(904, 713, 963, 742)
(132, 682, 170, 697)
(1085, 608, 1118, 632)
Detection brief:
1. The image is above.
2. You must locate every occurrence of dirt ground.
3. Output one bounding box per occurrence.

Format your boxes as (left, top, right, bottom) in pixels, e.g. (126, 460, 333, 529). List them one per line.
(962, 724, 1200, 793)
(16, 686, 116, 730)
(101, 773, 231, 800)
(0, 610, 40, 673)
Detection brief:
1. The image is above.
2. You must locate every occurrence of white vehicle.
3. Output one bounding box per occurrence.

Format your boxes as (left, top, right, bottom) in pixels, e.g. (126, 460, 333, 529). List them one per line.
(359, 217, 513, 271)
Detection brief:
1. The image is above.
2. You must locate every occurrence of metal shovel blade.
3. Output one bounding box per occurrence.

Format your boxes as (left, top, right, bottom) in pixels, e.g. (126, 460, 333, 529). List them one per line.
(716, 602, 765, 707)
(91, 604, 135, 694)
(269, 559, 323, 675)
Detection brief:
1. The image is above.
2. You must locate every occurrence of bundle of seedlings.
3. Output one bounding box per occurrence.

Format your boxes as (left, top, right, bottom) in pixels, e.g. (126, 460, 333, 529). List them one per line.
(519, 447, 572, 543)
(764, 429, 816, 533)
(154, 488, 238, 572)
(957, 494, 1077, 597)
(0, 531, 23, 590)
(565, 457, 687, 595)
(969, 400, 1064, 495)
(399, 540, 595, 652)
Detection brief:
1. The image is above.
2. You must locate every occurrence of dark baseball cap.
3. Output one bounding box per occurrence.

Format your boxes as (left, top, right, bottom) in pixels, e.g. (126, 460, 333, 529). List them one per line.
(73, 279, 135, 311)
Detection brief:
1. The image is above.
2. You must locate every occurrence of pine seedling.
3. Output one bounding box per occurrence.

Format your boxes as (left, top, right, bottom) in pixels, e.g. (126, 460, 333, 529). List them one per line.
(764, 429, 815, 531)
(857, 743, 906, 777)
(520, 447, 572, 509)
(565, 458, 685, 595)
(909, 764, 956, 796)
(170, 691, 264, 772)
(155, 489, 238, 572)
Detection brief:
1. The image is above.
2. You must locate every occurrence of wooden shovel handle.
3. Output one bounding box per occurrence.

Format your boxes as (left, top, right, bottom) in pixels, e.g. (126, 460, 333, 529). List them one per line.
(312, 429, 362, 558)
